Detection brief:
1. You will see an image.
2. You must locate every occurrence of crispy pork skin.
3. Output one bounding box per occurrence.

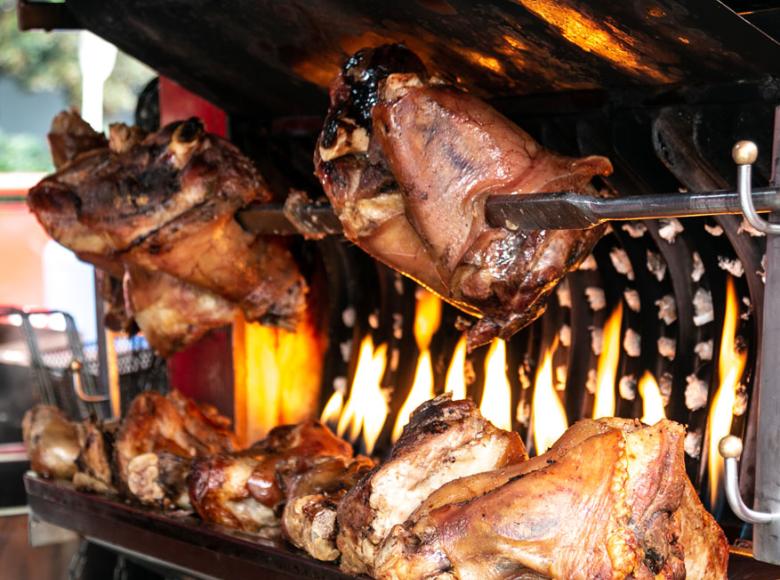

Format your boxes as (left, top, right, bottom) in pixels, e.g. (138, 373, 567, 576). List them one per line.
(315, 45, 612, 350)
(281, 455, 375, 561)
(336, 395, 527, 575)
(22, 405, 81, 480)
(374, 418, 727, 580)
(115, 390, 236, 508)
(189, 421, 354, 533)
(28, 112, 307, 355)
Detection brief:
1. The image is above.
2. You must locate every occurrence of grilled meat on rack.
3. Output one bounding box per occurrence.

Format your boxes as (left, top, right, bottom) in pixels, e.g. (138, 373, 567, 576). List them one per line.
(335, 394, 527, 576)
(115, 390, 237, 509)
(22, 405, 81, 481)
(28, 111, 307, 356)
(374, 417, 728, 580)
(281, 454, 375, 561)
(315, 45, 612, 350)
(189, 421, 353, 533)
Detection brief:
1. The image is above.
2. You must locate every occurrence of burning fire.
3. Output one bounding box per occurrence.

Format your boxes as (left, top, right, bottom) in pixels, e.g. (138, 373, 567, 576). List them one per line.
(638, 371, 665, 425)
(233, 311, 323, 445)
(392, 290, 442, 441)
(480, 339, 513, 431)
(593, 303, 623, 419)
(444, 336, 467, 400)
(322, 335, 389, 454)
(707, 277, 748, 508)
(532, 340, 568, 454)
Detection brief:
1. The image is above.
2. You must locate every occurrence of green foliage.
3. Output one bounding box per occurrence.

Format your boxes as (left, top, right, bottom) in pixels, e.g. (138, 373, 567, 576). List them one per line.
(0, 0, 155, 116)
(0, 130, 52, 171)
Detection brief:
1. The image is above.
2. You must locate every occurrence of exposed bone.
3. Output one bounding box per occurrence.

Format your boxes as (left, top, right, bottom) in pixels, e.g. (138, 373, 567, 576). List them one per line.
(578, 254, 598, 271)
(559, 325, 571, 348)
(658, 218, 684, 243)
(621, 223, 647, 238)
(691, 251, 705, 282)
(704, 223, 723, 237)
(584, 287, 606, 311)
(685, 375, 709, 411)
(623, 289, 641, 312)
(684, 431, 702, 459)
(693, 289, 714, 326)
(619, 375, 637, 401)
(658, 337, 676, 361)
(655, 294, 677, 325)
(623, 328, 641, 358)
(609, 248, 635, 280)
(646, 250, 667, 282)
(717, 256, 744, 278)
(694, 340, 714, 361)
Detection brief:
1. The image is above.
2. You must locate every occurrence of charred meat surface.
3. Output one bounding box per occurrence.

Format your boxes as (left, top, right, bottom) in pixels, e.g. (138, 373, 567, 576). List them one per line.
(374, 418, 728, 580)
(73, 418, 118, 494)
(315, 45, 612, 350)
(336, 394, 527, 576)
(115, 390, 236, 509)
(189, 421, 354, 533)
(22, 405, 81, 481)
(28, 112, 307, 355)
(281, 454, 375, 561)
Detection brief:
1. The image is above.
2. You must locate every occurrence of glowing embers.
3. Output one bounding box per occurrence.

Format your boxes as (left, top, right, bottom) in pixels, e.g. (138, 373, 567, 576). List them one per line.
(480, 339, 513, 431)
(322, 335, 389, 455)
(707, 277, 748, 510)
(531, 340, 568, 454)
(639, 371, 666, 425)
(392, 290, 441, 441)
(233, 312, 324, 445)
(593, 303, 623, 419)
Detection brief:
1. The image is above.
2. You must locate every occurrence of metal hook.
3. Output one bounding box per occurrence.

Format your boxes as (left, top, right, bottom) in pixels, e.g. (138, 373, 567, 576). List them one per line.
(718, 436, 780, 524)
(70, 360, 109, 404)
(734, 140, 780, 235)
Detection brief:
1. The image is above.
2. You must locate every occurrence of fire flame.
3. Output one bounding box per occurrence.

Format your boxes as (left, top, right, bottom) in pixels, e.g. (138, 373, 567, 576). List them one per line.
(323, 334, 389, 454)
(480, 339, 513, 431)
(444, 335, 467, 400)
(708, 277, 748, 508)
(392, 290, 442, 441)
(593, 303, 623, 419)
(233, 311, 323, 445)
(532, 340, 568, 454)
(639, 370, 665, 425)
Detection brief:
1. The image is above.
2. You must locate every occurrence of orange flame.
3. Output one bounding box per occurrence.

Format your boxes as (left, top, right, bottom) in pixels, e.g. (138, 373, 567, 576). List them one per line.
(593, 303, 623, 419)
(532, 340, 568, 454)
(233, 311, 323, 445)
(708, 277, 748, 508)
(392, 290, 442, 441)
(480, 339, 513, 431)
(639, 370, 666, 425)
(444, 335, 467, 400)
(323, 335, 388, 454)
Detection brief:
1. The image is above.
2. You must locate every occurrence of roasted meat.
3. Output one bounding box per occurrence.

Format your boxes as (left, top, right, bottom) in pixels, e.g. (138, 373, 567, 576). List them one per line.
(315, 45, 612, 349)
(336, 395, 527, 576)
(115, 390, 236, 509)
(281, 455, 375, 561)
(28, 112, 307, 355)
(374, 417, 728, 580)
(189, 421, 353, 533)
(22, 405, 81, 480)
(73, 418, 118, 494)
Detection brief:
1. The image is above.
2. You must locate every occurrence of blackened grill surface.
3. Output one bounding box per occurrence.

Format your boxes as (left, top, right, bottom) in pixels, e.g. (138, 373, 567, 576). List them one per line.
(66, 0, 780, 117)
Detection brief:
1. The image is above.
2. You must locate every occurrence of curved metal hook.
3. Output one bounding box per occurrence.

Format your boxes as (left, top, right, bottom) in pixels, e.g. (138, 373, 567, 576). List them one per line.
(734, 141, 780, 235)
(719, 435, 780, 524)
